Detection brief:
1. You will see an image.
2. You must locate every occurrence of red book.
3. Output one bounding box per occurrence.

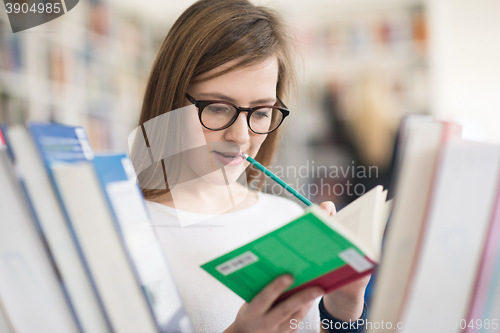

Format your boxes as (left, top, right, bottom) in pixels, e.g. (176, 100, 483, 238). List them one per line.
(0, 128, 5, 147)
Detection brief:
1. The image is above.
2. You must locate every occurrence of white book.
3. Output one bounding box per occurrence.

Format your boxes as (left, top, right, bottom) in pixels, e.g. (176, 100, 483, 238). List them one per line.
(392, 115, 435, 171)
(51, 161, 158, 333)
(367, 122, 445, 331)
(399, 140, 500, 333)
(93, 154, 194, 333)
(464, 180, 500, 333)
(0, 150, 79, 333)
(5, 125, 110, 333)
(0, 295, 14, 333)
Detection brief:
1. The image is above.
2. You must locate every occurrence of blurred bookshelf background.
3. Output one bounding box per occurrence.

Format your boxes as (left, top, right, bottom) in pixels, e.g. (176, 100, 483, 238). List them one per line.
(1, 0, 499, 209)
(0, 0, 164, 152)
(273, 0, 429, 209)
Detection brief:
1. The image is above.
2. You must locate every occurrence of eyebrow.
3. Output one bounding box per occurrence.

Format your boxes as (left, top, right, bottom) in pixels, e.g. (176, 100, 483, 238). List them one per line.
(196, 92, 277, 105)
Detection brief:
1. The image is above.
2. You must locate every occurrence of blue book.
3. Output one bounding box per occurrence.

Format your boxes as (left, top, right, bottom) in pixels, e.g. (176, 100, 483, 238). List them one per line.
(93, 154, 194, 333)
(29, 122, 159, 333)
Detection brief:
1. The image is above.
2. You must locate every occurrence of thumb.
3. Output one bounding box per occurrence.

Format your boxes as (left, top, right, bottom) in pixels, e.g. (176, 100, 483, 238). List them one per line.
(319, 201, 336, 216)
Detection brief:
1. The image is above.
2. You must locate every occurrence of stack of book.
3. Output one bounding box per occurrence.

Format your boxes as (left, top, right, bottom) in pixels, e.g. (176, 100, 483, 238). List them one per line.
(197, 118, 499, 333)
(368, 118, 500, 333)
(1, 118, 500, 333)
(0, 123, 193, 333)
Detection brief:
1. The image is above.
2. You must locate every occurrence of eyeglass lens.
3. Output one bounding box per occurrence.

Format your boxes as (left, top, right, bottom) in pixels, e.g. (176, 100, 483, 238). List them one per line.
(200, 103, 283, 133)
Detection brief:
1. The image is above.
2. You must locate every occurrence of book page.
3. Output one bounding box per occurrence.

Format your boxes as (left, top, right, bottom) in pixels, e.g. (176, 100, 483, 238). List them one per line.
(373, 198, 393, 259)
(106, 180, 184, 330)
(0, 153, 79, 333)
(53, 163, 158, 333)
(367, 122, 444, 333)
(400, 141, 500, 333)
(8, 126, 109, 333)
(327, 186, 388, 260)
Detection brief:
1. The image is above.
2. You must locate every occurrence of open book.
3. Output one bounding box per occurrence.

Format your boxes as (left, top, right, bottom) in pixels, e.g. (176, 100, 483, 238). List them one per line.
(201, 185, 392, 303)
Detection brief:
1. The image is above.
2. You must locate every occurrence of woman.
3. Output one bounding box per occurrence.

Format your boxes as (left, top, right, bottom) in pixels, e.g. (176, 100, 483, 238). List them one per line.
(134, 0, 370, 332)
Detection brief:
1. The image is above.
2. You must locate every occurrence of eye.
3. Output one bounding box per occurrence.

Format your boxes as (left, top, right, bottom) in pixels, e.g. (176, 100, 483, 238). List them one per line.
(205, 104, 232, 114)
(253, 108, 272, 118)
(254, 112, 269, 118)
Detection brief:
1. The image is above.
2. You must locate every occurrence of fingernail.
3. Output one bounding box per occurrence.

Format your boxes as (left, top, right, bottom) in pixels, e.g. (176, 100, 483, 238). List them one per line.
(281, 275, 293, 286)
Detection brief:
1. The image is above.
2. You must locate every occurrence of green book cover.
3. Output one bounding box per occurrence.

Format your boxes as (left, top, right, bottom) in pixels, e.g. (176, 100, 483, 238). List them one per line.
(200, 206, 369, 303)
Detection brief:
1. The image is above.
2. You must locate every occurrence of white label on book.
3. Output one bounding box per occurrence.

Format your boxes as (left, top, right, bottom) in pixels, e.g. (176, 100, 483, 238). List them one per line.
(216, 251, 259, 276)
(339, 248, 373, 273)
(74, 128, 94, 160)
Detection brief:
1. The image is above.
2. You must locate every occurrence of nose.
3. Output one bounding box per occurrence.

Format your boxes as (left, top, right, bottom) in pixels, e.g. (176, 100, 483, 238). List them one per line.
(224, 112, 250, 146)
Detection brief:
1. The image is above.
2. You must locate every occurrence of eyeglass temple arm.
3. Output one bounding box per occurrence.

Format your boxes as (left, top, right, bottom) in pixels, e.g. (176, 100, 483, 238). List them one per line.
(277, 96, 288, 109)
(185, 93, 197, 105)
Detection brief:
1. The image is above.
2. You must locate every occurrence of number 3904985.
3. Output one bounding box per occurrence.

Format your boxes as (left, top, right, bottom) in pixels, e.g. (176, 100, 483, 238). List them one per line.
(5, 2, 61, 14)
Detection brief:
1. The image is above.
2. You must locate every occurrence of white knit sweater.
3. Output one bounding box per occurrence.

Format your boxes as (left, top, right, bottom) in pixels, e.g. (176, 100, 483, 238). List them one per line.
(146, 192, 322, 333)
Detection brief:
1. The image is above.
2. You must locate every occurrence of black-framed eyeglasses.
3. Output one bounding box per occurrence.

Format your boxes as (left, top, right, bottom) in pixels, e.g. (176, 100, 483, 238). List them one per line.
(185, 93, 290, 134)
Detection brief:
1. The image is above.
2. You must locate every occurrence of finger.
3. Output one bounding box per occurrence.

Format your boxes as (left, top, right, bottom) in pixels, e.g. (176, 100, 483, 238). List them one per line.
(327, 274, 371, 300)
(277, 302, 314, 333)
(319, 201, 336, 216)
(266, 287, 323, 325)
(248, 275, 294, 315)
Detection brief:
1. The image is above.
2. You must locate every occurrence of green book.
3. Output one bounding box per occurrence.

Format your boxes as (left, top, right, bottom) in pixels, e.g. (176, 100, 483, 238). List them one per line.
(201, 185, 392, 303)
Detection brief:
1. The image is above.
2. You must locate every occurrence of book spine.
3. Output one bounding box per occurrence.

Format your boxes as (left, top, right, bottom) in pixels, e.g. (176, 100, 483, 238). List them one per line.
(92, 155, 161, 332)
(275, 257, 376, 304)
(27, 124, 114, 332)
(396, 121, 462, 323)
(3, 128, 83, 332)
(19, 172, 84, 332)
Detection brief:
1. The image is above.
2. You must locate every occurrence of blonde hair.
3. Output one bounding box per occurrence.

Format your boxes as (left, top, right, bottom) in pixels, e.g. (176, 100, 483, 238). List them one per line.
(137, 0, 296, 199)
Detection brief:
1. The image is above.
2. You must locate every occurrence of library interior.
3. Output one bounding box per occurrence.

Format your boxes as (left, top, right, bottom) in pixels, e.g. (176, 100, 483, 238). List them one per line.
(0, 0, 499, 332)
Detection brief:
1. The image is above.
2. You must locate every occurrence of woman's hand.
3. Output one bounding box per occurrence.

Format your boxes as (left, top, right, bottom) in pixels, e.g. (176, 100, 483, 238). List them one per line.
(224, 275, 324, 333)
(319, 201, 370, 322)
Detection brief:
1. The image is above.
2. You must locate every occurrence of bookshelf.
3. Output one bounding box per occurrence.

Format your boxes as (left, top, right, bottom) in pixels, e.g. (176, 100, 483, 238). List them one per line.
(0, 0, 165, 152)
(272, 1, 429, 211)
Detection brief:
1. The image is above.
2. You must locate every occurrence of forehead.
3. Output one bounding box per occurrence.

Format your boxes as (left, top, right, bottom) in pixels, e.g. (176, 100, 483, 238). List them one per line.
(190, 57, 279, 103)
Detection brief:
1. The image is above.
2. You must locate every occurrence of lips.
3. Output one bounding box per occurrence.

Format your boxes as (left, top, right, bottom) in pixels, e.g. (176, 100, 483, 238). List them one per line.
(212, 150, 244, 166)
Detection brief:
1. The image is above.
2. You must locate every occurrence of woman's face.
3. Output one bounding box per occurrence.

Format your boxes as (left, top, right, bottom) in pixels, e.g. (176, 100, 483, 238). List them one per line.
(185, 57, 279, 185)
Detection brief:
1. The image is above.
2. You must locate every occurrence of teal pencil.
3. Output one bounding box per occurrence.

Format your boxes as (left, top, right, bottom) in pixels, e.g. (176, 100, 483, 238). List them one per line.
(243, 153, 313, 206)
